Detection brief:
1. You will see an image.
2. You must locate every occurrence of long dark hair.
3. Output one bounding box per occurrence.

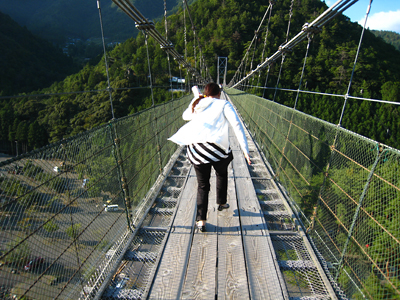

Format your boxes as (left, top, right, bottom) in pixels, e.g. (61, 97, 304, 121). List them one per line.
(192, 83, 221, 113)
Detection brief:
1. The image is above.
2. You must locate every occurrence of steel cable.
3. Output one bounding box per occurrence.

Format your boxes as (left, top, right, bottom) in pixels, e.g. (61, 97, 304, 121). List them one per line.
(231, 0, 361, 88)
(97, 0, 115, 119)
(338, 0, 372, 127)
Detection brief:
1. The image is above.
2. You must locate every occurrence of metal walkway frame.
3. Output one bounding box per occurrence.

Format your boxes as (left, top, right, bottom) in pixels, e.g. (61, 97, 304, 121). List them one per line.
(94, 92, 338, 300)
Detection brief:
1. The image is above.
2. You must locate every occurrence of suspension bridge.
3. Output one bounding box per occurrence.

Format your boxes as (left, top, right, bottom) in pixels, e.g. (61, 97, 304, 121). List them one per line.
(0, 0, 399, 299)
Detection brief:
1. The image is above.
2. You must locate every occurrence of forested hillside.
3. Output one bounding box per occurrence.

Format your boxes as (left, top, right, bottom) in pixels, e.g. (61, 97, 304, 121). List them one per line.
(1, 0, 400, 156)
(0, 11, 79, 95)
(0, 0, 196, 66)
(371, 29, 400, 52)
(0, 0, 196, 44)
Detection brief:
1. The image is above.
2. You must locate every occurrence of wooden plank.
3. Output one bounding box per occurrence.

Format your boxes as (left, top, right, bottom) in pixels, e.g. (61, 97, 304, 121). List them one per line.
(182, 159, 250, 299)
(181, 175, 218, 299)
(230, 134, 288, 300)
(217, 165, 250, 299)
(148, 167, 197, 299)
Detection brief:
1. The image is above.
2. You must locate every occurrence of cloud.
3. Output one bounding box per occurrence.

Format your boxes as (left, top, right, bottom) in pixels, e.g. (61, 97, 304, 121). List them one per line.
(358, 10, 400, 33)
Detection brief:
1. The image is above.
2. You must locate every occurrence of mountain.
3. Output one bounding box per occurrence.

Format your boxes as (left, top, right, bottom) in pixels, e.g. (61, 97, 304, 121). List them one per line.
(1, 0, 400, 155)
(0, 0, 196, 44)
(371, 29, 400, 52)
(0, 11, 79, 96)
(0, 0, 197, 70)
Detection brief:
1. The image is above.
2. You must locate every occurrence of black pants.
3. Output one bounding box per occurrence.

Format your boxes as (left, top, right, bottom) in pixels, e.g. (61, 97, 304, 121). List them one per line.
(193, 152, 233, 221)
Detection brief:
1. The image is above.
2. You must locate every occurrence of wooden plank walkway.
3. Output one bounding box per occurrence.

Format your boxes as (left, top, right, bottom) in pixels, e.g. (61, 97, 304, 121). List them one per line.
(148, 131, 288, 299)
(96, 94, 338, 300)
(230, 133, 287, 300)
(148, 167, 197, 299)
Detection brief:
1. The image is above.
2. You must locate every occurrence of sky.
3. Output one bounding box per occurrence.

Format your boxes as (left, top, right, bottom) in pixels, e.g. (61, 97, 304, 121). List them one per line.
(325, 0, 400, 34)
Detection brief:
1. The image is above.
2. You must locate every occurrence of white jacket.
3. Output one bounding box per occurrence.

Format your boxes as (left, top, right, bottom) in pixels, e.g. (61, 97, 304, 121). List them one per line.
(168, 96, 249, 156)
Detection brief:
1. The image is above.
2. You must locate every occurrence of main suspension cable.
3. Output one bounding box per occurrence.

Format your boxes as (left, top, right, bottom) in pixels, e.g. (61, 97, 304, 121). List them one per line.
(230, 0, 361, 88)
(112, 0, 205, 83)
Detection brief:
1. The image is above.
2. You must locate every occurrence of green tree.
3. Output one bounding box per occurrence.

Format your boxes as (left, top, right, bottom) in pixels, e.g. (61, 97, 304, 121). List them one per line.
(16, 120, 28, 153)
(28, 120, 47, 149)
(381, 81, 400, 102)
(43, 221, 59, 235)
(66, 223, 82, 240)
(0, 106, 13, 143)
(4, 236, 31, 265)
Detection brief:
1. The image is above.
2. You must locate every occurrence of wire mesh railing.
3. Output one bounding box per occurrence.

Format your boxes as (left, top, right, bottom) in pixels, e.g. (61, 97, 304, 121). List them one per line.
(241, 128, 339, 299)
(227, 87, 400, 300)
(0, 94, 191, 300)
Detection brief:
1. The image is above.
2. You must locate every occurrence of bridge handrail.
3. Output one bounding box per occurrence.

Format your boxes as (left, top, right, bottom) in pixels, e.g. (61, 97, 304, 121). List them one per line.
(227, 88, 400, 299)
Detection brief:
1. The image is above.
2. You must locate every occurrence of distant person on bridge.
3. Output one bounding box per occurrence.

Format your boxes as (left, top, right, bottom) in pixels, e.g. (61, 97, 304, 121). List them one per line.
(168, 83, 251, 232)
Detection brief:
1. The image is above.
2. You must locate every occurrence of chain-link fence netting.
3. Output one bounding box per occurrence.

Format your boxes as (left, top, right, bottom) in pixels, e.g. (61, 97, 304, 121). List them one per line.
(227, 88, 400, 300)
(0, 95, 190, 300)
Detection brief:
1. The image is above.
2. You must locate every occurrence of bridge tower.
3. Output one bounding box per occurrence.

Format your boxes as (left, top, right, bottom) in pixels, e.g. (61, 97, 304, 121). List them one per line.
(217, 56, 228, 86)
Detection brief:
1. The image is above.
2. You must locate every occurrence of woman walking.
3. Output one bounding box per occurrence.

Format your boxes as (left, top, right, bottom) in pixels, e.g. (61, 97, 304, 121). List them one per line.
(169, 83, 251, 232)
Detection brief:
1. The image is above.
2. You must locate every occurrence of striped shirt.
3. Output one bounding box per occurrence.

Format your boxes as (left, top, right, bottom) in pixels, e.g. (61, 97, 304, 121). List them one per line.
(187, 142, 231, 165)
